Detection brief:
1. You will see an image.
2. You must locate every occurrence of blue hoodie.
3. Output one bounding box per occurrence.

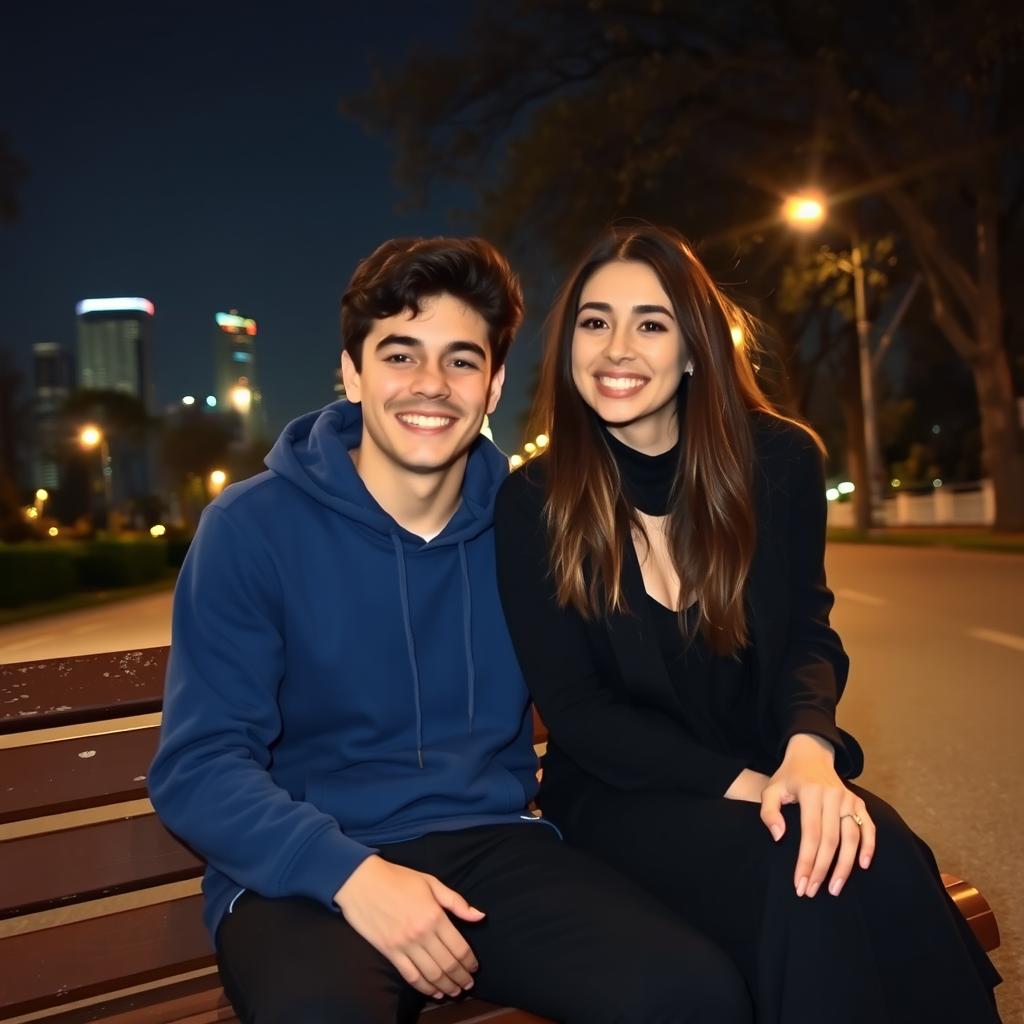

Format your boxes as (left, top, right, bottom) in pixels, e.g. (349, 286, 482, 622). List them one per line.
(149, 400, 542, 940)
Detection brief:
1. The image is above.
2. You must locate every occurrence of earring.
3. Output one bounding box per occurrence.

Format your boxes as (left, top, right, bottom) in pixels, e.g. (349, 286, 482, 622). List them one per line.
(684, 360, 695, 376)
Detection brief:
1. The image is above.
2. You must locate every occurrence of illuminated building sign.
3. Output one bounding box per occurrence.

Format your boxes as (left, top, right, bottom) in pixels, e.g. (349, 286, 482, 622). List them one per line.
(76, 297, 155, 317)
(216, 311, 257, 336)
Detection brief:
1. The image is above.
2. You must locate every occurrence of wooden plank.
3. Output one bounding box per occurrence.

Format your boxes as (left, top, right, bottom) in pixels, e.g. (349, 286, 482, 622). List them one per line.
(0, 894, 213, 1017)
(941, 873, 1001, 953)
(0, 727, 157, 824)
(0, 813, 201, 918)
(0, 648, 168, 735)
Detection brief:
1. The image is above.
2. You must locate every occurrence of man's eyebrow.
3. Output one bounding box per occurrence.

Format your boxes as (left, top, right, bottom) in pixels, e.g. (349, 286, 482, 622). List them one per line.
(446, 341, 487, 360)
(577, 301, 675, 320)
(374, 334, 422, 350)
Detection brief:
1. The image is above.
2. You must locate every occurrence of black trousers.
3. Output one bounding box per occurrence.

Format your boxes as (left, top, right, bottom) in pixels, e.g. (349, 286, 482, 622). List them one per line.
(544, 781, 1003, 1024)
(216, 823, 752, 1024)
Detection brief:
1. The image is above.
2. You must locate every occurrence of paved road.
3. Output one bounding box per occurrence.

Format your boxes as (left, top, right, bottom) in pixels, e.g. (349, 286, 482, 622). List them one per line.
(1, 545, 1020, 1017)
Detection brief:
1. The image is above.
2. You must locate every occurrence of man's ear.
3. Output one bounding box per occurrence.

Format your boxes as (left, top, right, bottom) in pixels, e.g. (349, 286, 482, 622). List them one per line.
(340, 350, 361, 404)
(486, 364, 506, 415)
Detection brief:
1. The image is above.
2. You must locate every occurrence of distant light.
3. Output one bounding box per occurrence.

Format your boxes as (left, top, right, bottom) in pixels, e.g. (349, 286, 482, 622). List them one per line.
(230, 384, 252, 414)
(182, 395, 196, 406)
(730, 324, 745, 347)
(480, 415, 493, 441)
(206, 395, 217, 408)
(825, 488, 840, 502)
(48, 526, 59, 537)
(76, 297, 155, 317)
(933, 478, 943, 488)
(891, 478, 902, 489)
(931, 424, 941, 435)
(232, 351, 252, 362)
(535, 433, 549, 448)
(509, 454, 524, 469)
(35, 488, 49, 501)
(524, 442, 537, 454)
(25, 506, 39, 519)
(782, 193, 826, 230)
(216, 311, 258, 335)
(80, 424, 102, 448)
(837, 481, 855, 494)
(150, 523, 167, 538)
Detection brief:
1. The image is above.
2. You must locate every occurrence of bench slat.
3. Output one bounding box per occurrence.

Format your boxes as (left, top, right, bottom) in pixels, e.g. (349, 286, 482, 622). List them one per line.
(0, 727, 157, 823)
(0, 648, 167, 735)
(0, 813, 202, 918)
(0, 894, 212, 1017)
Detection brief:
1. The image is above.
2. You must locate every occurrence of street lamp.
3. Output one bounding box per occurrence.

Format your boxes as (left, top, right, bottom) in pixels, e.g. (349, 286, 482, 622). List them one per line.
(79, 423, 114, 528)
(782, 193, 881, 530)
(208, 469, 228, 496)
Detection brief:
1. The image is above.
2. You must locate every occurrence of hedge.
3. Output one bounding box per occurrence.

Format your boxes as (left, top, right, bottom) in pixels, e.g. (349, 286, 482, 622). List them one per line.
(0, 545, 79, 607)
(74, 539, 169, 588)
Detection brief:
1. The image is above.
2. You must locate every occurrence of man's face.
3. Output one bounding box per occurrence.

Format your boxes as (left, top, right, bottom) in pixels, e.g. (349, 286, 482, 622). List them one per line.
(341, 292, 505, 475)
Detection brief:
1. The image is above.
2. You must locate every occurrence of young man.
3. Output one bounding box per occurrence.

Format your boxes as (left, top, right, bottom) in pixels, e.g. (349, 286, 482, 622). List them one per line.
(149, 237, 750, 1024)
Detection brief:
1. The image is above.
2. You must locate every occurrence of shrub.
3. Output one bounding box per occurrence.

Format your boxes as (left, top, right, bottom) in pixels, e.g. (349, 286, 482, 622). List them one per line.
(0, 545, 78, 607)
(75, 539, 169, 588)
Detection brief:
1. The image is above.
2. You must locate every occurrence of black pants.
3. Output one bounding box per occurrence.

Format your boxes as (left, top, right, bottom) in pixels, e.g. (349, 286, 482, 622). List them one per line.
(545, 781, 1003, 1024)
(216, 823, 752, 1024)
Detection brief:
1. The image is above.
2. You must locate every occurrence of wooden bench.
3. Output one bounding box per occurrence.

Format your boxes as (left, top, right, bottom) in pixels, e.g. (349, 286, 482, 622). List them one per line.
(0, 648, 1000, 1022)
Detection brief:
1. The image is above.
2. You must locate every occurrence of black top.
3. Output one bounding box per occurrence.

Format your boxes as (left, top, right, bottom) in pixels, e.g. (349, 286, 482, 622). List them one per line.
(494, 412, 863, 805)
(645, 595, 763, 766)
(602, 426, 680, 516)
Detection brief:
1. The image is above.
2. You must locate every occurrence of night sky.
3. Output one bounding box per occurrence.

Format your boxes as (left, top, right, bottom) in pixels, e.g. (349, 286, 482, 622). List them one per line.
(1, 3, 538, 450)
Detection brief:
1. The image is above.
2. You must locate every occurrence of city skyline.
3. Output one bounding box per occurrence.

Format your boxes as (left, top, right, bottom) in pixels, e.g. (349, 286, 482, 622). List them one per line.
(0, 4, 538, 452)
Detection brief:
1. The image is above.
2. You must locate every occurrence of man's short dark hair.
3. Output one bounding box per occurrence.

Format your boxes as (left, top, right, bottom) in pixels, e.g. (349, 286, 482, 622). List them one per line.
(341, 237, 524, 372)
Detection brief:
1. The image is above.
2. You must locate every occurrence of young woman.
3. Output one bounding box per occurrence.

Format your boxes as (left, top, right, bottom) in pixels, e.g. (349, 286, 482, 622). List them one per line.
(494, 224, 1002, 1023)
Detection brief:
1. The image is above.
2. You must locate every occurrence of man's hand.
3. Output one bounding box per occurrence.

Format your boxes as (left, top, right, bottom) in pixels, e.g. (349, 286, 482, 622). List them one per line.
(759, 733, 876, 899)
(334, 855, 485, 999)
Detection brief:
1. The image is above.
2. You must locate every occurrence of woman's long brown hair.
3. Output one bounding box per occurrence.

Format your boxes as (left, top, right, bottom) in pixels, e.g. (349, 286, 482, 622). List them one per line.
(528, 224, 819, 656)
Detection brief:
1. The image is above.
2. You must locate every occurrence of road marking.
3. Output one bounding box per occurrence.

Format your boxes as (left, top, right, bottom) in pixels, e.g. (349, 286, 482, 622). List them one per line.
(0, 633, 57, 656)
(966, 628, 1024, 654)
(836, 589, 887, 607)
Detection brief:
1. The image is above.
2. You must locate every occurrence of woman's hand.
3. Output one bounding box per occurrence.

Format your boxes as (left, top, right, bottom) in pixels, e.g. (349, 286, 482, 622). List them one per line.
(724, 768, 771, 803)
(759, 733, 876, 898)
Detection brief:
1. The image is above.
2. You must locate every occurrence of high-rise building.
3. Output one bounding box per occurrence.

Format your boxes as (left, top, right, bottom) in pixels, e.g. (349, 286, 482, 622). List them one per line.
(214, 310, 266, 442)
(31, 341, 75, 490)
(76, 297, 155, 410)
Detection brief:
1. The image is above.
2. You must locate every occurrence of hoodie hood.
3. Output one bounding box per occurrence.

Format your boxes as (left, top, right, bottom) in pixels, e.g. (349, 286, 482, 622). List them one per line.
(264, 399, 508, 548)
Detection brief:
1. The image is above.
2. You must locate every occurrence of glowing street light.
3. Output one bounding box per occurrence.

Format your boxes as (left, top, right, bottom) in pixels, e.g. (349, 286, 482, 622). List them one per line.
(35, 489, 49, 502)
(80, 424, 114, 526)
(535, 434, 550, 448)
(182, 395, 196, 406)
(209, 469, 228, 496)
(783, 190, 880, 530)
(509, 454, 524, 469)
(48, 526, 59, 538)
(150, 523, 167, 538)
(782, 192, 827, 230)
(230, 384, 252, 414)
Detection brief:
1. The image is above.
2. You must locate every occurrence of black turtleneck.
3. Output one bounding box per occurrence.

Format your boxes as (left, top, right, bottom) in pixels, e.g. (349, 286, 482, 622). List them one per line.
(602, 427, 680, 517)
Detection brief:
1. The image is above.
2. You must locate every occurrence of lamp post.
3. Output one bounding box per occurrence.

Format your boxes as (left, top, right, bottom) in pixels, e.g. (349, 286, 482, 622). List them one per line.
(79, 424, 113, 529)
(782, 193, 880, 530)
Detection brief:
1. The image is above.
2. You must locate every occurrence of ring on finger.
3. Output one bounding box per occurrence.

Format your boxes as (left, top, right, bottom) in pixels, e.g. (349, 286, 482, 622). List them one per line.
(839, 812, 864, 828)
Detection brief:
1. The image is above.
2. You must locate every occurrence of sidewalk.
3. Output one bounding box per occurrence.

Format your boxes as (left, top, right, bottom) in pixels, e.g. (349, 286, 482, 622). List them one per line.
(828, 527, 1024, 554)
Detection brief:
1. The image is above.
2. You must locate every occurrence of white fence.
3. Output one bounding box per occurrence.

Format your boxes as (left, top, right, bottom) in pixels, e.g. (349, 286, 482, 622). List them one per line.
(826, 480, 995, 528)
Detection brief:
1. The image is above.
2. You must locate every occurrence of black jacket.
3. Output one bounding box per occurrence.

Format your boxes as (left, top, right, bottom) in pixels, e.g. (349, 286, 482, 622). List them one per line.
(494, 413, 864, 810)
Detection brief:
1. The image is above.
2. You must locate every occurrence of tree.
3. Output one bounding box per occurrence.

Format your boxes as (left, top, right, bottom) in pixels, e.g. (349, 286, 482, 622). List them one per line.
(346, 0, 1024, 529)
(0, 346, 32, 540)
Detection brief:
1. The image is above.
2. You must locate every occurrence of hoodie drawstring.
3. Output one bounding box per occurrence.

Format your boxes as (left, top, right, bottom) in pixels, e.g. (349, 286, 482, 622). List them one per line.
(392, 534, 479, 769)
(392, 535, 425, 769)
(458, 541, 475, 733)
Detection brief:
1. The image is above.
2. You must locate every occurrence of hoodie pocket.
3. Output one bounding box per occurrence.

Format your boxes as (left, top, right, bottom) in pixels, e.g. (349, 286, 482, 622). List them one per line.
(305, 754, 530, 836)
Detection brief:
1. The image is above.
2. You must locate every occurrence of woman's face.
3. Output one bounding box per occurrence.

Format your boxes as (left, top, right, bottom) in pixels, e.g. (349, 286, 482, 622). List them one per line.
(570, 259, 689, 452)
